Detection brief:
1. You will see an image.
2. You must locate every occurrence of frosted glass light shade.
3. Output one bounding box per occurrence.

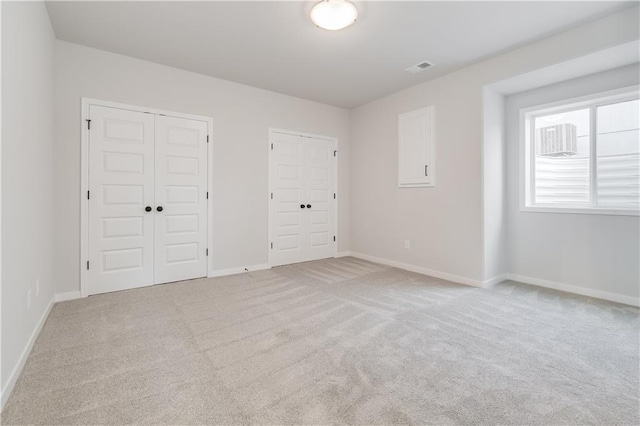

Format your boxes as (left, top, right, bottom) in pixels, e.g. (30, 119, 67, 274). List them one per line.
(310, 0, 358, 31)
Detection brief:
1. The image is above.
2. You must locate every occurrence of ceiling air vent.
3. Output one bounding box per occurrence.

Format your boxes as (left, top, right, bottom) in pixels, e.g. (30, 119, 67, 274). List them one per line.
(405, 61, 433, 74)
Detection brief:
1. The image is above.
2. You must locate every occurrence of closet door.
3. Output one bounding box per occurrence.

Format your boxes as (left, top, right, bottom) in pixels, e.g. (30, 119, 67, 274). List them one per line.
(270, 132, 307, 266)
(154, 115, 208, 284)
(269, 131, 336, 267)
(87, 106, 155, 295)
(305, 137, 335, 261)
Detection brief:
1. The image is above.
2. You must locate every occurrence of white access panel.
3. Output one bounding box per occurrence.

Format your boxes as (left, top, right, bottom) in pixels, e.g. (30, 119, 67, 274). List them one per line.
(87, 106, 155, 295)
(398, 106, 435, 187)
(154, 115, 208, 284)
(269, 130, 336, 267)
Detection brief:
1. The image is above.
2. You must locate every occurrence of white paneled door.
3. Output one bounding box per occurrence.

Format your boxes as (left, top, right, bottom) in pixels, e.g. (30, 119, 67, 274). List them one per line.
(154, 115, 208, 284)
(87, 105, 208, 295)
(88, 106, 155, 294)
(269, 130, 336, 267)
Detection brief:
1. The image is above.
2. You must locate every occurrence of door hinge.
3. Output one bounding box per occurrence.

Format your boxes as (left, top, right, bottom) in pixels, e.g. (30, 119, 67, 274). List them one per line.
(86, 261, 90, 270)
(270, 192, 273, 199)
(270, 242, 273, 249)
(86, 119, 91, 130)
(87, 190, 90, 200)
(206, 192, 209, 199)
(271, 143, 274, 150)
(206, 249, 209, 256)
(207, 135, 209, 143)
(425, 165, 428, 176)
(333, 236, 336, 242)
(334, 150, 337, 157)
(333, 193, 336, 199)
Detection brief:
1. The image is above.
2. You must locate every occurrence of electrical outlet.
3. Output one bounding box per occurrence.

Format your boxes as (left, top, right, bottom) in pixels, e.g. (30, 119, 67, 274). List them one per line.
(404, 240, 410, 250)
(36, 279, 40, 297)
(27, 289, 32, 310)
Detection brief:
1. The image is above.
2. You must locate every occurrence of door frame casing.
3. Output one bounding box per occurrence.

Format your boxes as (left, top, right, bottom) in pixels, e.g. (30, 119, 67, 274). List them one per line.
(268, 127, 338, 267)
(80, 98, 213, 297)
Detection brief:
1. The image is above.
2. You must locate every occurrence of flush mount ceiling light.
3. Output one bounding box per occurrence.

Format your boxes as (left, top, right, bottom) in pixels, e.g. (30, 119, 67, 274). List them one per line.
(310, 0, 358, 31)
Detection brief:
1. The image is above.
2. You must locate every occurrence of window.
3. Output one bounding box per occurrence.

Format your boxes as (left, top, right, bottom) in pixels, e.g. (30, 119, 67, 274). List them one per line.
(522, 87, 639, 215)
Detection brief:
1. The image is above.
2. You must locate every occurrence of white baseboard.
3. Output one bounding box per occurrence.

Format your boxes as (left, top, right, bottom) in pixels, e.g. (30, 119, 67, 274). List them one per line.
(349, 252, 490, 288)
(349, 252, 638, 306)
(54, 291, 82, 302)
(482, 273, 509, 288)
(208, 263, 271, 278)
(336, 251, 351, 257)
(1, 297, 54, 409)
(506, 273, 640, 307)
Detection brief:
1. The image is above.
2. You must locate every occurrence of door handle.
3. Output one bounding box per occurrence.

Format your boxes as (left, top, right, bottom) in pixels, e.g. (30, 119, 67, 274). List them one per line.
(306, 204, 311, 209)
(300, 204, 306, 209)
(145, 206, 152, 212)
(425, 165, 428, 176)
(156, 206, 163, 212)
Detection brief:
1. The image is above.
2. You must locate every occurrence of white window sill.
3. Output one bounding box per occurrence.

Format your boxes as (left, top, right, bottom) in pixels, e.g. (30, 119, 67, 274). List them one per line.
(520, 205, 640, 217)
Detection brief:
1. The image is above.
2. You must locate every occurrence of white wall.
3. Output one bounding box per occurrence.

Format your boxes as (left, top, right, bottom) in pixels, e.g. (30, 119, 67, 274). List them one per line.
(505, 64, 640, 301)
(1, 1, 56, 405)
(482, 88, 507, 281)
(349, 6, 639, 284)
(54, 41, 350, 295)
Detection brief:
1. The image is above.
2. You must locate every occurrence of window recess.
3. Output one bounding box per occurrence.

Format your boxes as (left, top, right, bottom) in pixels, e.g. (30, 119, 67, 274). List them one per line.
(521, 86, 639, 215)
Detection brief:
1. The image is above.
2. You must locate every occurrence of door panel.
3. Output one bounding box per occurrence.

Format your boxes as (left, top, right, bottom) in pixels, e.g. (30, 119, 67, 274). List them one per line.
(270, 133, 306, 266)
(305, 137, 334, 260)
(154, 115, 208, 284)
(269, 132, 336, 267)
(88, 106, 155, 295)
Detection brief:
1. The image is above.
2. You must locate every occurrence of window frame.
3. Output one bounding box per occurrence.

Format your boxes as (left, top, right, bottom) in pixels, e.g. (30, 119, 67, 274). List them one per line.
(520, 85, 640, 217)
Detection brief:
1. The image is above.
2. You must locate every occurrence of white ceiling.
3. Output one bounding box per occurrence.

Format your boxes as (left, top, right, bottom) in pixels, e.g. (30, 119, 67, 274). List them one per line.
(45, 1, 634, 108)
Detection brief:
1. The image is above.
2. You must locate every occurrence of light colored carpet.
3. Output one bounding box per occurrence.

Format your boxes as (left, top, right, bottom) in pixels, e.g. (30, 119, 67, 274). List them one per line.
(2, 257, 638, 425)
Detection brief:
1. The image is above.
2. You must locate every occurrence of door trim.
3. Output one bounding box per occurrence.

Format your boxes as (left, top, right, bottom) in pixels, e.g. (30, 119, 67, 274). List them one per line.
(267, 127, 338, 268)
(80, 98, 213, 297)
